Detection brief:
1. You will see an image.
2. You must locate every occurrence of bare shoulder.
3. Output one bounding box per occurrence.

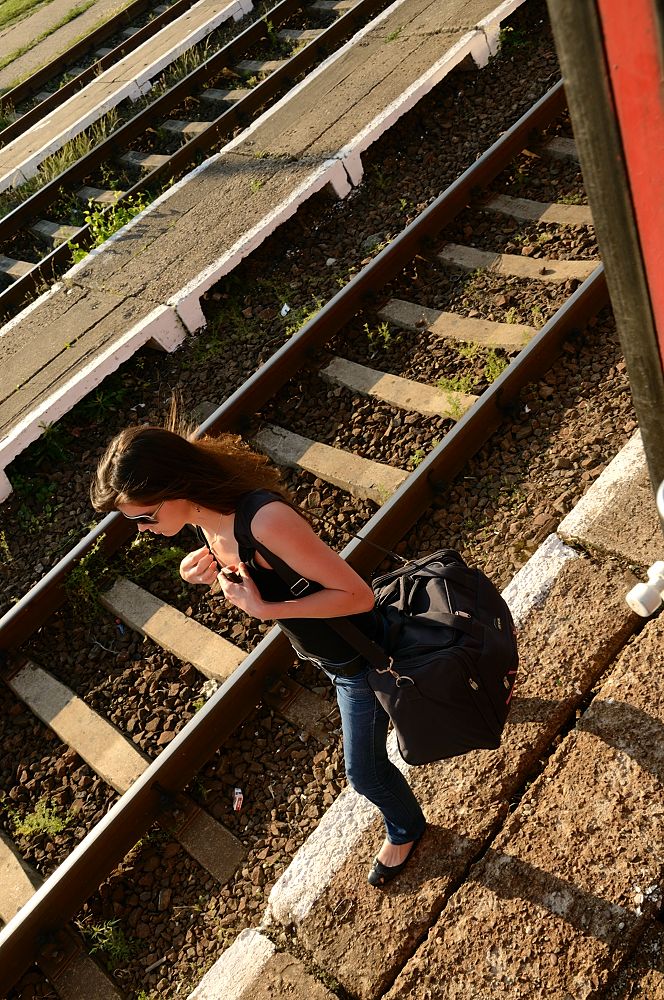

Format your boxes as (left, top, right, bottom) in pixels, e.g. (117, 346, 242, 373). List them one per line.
(251, 500, 312, 539)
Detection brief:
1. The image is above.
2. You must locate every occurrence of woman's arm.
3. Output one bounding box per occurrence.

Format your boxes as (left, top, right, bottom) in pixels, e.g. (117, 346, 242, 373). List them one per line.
(218, 501, 375, 620)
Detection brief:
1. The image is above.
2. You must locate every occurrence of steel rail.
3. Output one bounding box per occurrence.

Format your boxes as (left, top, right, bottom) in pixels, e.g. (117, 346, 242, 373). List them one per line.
(0, 0, 199, 139)
(0, 261, 609, 992)
(0, 0, 386, 320)
(0, 78, 570, 652)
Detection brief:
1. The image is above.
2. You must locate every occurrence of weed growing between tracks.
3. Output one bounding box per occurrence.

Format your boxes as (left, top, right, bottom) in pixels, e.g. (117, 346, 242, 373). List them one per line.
(0, 108, 120, 218)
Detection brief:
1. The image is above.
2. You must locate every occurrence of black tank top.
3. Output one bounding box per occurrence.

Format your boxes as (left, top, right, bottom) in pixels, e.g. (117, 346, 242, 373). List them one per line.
(197, 490, 380, 662)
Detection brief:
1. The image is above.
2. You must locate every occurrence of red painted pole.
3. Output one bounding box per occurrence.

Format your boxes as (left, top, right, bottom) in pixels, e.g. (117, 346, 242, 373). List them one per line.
(596, 0, 664, 371)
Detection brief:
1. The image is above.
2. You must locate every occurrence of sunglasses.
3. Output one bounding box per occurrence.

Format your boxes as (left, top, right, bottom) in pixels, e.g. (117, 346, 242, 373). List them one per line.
(121, 500, 165, 524)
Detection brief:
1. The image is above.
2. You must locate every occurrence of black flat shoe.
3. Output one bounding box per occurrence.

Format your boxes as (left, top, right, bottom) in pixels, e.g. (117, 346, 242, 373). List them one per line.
(367, 833, 423, 888)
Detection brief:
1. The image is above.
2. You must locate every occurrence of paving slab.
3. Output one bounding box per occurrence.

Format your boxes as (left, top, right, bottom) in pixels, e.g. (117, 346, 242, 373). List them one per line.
(384, 613, 664, 1000)
(559, 429, 664, 567)
(263, 543, 639, 999)
(188, 928, 338, 1000)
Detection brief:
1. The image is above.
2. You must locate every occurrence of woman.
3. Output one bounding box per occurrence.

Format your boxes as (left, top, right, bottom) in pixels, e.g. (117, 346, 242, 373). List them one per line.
(91, 420, 426, 887)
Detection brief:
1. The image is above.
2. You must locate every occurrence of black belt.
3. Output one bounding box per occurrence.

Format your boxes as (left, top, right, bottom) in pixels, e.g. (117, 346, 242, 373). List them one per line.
(324, 655, 366, 677)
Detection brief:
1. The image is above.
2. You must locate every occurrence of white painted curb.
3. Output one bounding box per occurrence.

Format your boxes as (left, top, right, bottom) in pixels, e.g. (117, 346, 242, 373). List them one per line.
(0, 304, 185, 501)
(558, 430, 645, 541)
(188, 929, 275, 1000)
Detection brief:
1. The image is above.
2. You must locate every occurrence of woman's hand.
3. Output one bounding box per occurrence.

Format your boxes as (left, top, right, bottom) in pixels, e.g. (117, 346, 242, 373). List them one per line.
(217, 562, 271, 620)
(180, 546, 219, 587)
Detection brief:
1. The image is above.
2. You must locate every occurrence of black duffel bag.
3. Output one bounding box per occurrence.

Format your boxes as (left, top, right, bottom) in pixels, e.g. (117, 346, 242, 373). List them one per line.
(357, 550, 518, 764)
(246, 533, 518, 766)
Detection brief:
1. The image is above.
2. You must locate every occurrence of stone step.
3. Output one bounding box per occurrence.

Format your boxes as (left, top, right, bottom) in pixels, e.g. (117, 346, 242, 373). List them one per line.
(438, 243, 599, 284)
(278, 28, 324, 42)
(187, 929, 338, 999)
(8, 662, 245, 884)
(100, 577, 245, 682)
(235, 59, 289, 76)
(384, 612, 664, 1000)
(544, 136, 579, 160)
(30, 220, 80, 246)
(120, 25, 139, 38)
(0, 833, 123, 999)
(378, 297, 535, 351)
(77, 185, 124, 205)
(484, 193, 593, 227)
(162, 118, 213, 139)
(200, 87, 250, 105)
(321, 356, 476, 420)
(0, 255, 33, 279)
(254, 424, 407, 504)
(94, 47, 114, 59)
(264, 544, 639, 1000)
(119, 150, 170, 172)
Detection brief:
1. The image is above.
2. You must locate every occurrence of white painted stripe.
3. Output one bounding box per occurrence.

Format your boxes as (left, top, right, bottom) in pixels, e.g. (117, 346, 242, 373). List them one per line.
(558, 430, 649, 546)
(188, 929, 274, 1000)
(0, 305, 185, 498)
(502, 533, 579, 629)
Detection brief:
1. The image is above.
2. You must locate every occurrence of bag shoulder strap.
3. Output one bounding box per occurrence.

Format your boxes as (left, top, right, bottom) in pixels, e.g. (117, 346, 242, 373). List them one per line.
(240, 514, 391, 669)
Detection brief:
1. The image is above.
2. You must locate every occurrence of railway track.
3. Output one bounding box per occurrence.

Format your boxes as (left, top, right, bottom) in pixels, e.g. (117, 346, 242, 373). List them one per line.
(0, 0, 389, 322)
(0, 55, 635, 993)
(0, 0, 205, 144)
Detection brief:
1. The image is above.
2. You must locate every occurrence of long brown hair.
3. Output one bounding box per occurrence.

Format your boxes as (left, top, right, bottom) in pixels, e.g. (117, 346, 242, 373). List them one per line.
(91, 416, 292, 514)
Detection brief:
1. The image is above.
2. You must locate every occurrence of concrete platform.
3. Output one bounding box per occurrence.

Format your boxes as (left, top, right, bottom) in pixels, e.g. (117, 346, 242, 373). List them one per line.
(0, 0, 527, 500)
(0, 0, 252, 192)
(185, 430, 664, 999)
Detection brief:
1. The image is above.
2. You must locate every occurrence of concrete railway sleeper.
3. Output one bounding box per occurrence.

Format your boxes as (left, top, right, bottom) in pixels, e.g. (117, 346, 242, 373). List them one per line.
(0, 79, 622, 993)
(0, 0, 389, 322)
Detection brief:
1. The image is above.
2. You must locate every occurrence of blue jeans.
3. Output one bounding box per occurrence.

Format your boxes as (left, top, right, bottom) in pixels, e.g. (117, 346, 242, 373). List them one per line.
(327, 665, 426, 845)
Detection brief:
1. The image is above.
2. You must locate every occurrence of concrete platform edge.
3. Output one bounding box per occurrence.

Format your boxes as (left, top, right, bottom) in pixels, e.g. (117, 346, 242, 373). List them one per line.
(0, 304, 186, 500)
